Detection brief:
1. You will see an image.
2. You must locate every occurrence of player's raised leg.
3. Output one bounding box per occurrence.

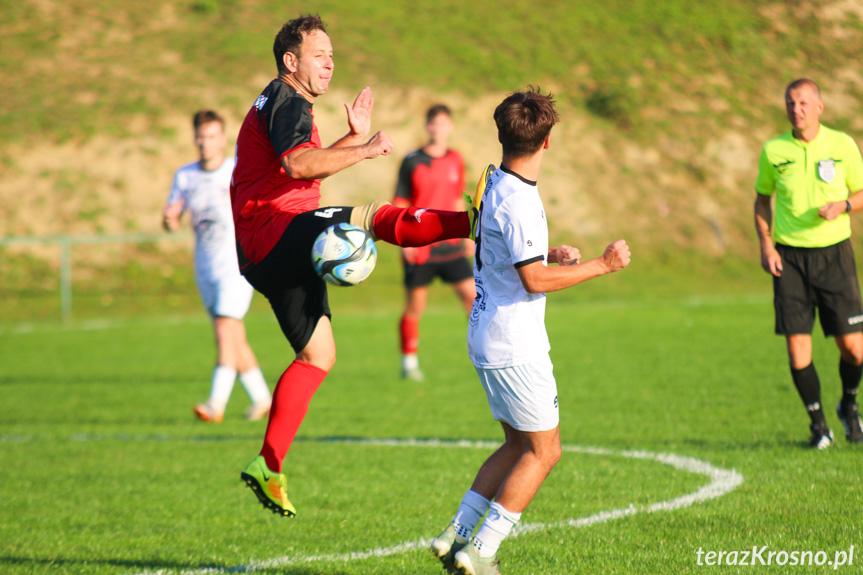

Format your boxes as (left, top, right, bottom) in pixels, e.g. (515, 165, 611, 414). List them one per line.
(349, 200, 476, 247)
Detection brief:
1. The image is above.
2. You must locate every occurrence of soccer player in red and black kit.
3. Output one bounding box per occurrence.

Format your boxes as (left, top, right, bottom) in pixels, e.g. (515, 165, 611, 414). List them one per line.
(395, 105, 476, 381)
(234, 14, 478, 518)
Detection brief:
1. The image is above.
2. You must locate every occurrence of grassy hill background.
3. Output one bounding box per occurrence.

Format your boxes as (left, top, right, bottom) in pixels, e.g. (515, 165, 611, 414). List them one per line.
(4, 0, 863, 321)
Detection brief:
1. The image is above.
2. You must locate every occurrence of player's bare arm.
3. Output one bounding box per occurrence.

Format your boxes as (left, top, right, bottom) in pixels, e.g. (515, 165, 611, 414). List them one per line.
(281, 129, 394, 180)
(754, 193, 782, 276)
(819, 189, 863, 221)
(518, 239, 630, 294)
(162, 201, 183, 232)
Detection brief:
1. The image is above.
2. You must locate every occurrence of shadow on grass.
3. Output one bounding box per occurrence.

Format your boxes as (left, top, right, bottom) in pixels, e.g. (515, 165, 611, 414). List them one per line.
(0, 555, 353, 575)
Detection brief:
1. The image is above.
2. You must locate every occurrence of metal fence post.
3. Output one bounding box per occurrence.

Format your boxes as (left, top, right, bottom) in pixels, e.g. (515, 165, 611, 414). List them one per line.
(0, 232, 193, 323)
(60, 237, 72, 324)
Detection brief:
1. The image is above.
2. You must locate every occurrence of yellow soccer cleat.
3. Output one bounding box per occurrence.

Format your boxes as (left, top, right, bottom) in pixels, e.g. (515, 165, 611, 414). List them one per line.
(464, 164, 495, 242)
(240, 455, 297, 517)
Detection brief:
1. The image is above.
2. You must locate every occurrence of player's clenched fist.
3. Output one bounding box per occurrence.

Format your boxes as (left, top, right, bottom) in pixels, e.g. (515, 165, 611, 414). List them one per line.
(601, 239, 631, 273)
(554, 245, 581, 266)
(364, 130, 394, 159)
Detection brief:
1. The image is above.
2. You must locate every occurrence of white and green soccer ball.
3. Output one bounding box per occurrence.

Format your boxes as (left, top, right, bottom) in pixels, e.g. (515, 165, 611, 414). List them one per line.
(311, 223, 377, 286)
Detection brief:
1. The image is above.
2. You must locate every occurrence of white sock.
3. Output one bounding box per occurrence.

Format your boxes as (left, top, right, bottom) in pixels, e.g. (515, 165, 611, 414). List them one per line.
(402, 354, 419, 371)
(472, 501, 521, 558)
(452, 490, 490, 541)
(239, 367, 271, 404)
(208, 365, 237, 413)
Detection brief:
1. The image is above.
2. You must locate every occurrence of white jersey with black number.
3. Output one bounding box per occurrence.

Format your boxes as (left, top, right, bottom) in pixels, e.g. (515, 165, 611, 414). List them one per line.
(166, 158, 240, 283)
(467, 166, 550, 368)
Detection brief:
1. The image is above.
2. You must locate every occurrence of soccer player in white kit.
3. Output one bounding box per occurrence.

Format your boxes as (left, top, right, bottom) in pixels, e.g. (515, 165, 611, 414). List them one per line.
(163, 110, 271, 423)
(430, 88, 632, 575)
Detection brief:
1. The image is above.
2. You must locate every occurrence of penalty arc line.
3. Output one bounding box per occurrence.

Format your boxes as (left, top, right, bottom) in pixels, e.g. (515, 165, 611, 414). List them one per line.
(124, 436, 744, 575)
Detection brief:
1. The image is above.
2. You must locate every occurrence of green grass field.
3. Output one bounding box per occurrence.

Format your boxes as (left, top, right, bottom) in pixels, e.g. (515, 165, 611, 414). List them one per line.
(2, 255, 862, 575)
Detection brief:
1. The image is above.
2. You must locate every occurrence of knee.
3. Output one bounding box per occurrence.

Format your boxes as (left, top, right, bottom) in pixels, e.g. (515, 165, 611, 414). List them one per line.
(530, 431, 562, 470)
(297, 349, 336, 373)
(843, 350, 863, 366)
(350, 200, 391, 239)
(837, 335, 863, 365)
(786, 341, 812, 370)
(542, 440, 562, 470)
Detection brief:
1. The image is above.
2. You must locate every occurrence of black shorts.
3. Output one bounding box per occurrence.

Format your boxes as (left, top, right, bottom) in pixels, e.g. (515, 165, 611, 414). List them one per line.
(403, 257, 473, 289)
(773, 239, 863, 337)
(241, 206, 353, 352)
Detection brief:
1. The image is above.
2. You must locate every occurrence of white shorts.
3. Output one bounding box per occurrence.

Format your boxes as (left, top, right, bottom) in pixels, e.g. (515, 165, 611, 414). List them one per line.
(196, 273, 254, 320)
(474, 356, 559, 432)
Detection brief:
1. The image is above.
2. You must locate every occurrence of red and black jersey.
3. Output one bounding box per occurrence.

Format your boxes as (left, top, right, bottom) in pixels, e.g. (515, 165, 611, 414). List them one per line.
(231, 79, 322, 266)
(394, 148, 466, 261)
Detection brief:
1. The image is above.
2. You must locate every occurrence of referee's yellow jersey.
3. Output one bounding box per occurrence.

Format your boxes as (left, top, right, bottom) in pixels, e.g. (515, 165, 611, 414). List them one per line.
(756, 124, 863, 247)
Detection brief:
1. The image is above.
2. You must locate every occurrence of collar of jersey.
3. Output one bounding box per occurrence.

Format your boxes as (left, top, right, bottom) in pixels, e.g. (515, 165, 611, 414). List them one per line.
(787, 123, 826, 148)
(500, 165, 537, 186)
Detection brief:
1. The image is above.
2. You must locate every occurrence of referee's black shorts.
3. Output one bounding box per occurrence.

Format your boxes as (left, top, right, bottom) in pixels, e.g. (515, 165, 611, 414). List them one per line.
(241, 207, 353, 353)
(773, 239, 863, 337)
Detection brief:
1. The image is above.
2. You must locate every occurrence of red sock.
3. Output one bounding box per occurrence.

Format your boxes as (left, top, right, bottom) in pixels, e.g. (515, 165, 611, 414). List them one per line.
(372, 205, 469, 247)
(260, 360, 328, 472)
(400, 315, 420, 354)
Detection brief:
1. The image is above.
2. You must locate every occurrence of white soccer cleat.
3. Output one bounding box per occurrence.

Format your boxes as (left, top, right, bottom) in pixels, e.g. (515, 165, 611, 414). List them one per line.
(244, 400, 271, 421)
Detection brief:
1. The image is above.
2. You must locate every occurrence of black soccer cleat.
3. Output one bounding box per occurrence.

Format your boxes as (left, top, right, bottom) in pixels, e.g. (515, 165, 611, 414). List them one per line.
(808, 421, 834, 450)
(836, 401, 863, 443)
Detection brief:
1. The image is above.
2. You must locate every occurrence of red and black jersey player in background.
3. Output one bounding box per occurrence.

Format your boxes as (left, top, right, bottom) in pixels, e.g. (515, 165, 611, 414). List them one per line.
(393, 104, 476, 382)
(233, 13, 478, 518)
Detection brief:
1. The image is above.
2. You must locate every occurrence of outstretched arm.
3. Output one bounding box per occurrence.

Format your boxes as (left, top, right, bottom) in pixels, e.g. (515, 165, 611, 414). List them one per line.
(518, 240, 630, 294)
(280, 87, 392, 180)
(281, 131, 393, 180)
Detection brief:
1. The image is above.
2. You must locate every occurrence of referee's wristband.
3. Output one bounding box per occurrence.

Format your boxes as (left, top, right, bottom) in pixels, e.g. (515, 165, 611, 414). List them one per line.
(846, 200, 852, 213)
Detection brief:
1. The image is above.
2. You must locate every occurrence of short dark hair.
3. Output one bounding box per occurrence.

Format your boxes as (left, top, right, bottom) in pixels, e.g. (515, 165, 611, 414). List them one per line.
(426, 104, 451, 124)
(493, 86, 559, 158)
(785, 78, 821, 101)
(273, 14, 327, 73)
(192, 109, 224, 131)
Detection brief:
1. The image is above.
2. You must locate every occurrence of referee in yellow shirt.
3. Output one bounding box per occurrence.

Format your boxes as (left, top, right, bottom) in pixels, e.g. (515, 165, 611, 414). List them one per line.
(755, 78, 863, 448)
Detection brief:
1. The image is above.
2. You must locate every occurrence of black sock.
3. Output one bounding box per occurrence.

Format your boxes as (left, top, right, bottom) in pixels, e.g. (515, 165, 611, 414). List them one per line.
(791, 363, 825, 425)
(839, 358, 862, 410)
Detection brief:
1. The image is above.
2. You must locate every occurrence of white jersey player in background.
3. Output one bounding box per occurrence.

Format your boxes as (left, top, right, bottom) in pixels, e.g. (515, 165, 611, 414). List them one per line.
(430, 87, 631, 575)
(163, 110, 271, 423)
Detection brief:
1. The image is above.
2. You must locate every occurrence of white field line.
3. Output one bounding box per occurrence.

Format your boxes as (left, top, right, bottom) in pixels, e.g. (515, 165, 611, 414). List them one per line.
(112, 436, 743, 575)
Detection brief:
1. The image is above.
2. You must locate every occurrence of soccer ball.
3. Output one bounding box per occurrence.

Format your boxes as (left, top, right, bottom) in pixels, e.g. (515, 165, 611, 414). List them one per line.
(311, 223, 377, 286)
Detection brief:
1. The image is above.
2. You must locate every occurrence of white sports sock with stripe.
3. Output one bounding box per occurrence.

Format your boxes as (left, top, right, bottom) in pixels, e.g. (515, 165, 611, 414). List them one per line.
(452, 489, 490, 541)
(472, 501, 521, 558)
